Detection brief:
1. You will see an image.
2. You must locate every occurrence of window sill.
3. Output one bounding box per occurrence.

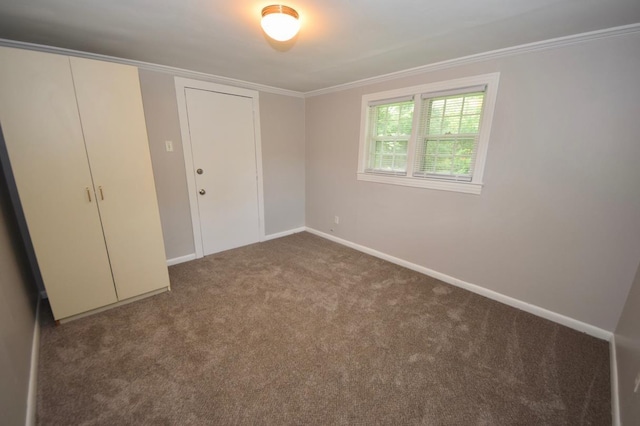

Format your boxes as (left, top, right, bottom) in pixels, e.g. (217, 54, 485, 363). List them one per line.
(356, 172, 483, 195)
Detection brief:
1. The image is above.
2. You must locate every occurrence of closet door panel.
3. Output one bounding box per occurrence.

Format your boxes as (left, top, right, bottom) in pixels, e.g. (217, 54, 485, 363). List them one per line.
(0, 47, 117, 319)
(70, 57, 170, 300)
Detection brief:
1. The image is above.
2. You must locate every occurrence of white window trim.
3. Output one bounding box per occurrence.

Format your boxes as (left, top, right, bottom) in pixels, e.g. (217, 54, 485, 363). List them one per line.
(357, 73, 500, 195)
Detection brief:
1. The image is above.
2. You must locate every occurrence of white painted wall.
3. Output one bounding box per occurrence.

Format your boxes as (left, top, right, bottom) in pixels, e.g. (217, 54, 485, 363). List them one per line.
(305, 31, 640, 331)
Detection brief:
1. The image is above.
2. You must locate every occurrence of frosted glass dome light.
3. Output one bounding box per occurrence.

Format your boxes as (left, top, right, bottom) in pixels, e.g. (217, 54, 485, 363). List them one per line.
(261, 5, 300, 42)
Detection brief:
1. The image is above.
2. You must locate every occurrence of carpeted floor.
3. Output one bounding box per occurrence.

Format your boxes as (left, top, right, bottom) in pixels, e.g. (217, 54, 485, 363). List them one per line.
(36, 232, 611, 425)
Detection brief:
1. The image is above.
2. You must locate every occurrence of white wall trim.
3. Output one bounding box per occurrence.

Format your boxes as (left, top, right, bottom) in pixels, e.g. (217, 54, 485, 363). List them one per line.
(174, 77, 266, 259)
(0, 38, 303, 99)
(166, 253, 197, 266)
(2, 24, 639, 100)
(263, 227, 306, 241)
(357, 173, 483, 194)
(25, 297, 41, 426)
(356, 73, 499, 195)
(304, 227, 612, 340)
(304, 23, 640, 97)
(610, 335, 621, 426)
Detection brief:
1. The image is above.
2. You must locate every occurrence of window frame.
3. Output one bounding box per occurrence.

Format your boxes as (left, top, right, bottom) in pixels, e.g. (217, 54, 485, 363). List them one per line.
(357, 73, 500, 195)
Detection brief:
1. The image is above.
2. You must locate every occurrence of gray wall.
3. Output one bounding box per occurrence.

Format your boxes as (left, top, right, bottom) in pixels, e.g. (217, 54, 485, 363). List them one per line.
(138, 71, 306, 259)
(259, 92, 305, 235)
(139, 70, 195, 260)
(615, 260, 640, 424)
(0, 134, 38, 426)
(305, 32, 640, 332)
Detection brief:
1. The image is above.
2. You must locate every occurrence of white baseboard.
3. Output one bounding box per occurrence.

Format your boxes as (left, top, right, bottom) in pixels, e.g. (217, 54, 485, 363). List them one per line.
(166, 228, 307, 265)
(304, 227, 612, 341)
(25, 297, 41, 426)
(166, 253, 197, 266)
(263, 227, 306, 241)
(610, 335, 621, 426)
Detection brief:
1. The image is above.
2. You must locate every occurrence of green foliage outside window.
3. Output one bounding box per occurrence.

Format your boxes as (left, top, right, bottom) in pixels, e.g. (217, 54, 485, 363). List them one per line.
(419, 93, 484, 178)
(368, 101, 414, 172)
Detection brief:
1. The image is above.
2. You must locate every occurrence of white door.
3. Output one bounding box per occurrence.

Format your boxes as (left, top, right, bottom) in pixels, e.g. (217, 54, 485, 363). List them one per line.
(184, 88, 260, 255)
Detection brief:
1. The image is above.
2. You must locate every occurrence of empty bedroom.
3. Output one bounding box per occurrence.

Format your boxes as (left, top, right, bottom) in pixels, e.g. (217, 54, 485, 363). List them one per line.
(0, 0, 639, 425)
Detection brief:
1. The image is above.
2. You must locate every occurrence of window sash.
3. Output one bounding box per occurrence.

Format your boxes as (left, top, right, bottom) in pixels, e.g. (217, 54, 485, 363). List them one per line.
(413, 91, 485, 182)
(365, 99, 414, 175)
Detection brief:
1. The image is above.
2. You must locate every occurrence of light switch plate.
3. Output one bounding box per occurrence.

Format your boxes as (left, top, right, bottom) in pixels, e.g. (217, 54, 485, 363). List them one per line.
(165, 140, 174, 152)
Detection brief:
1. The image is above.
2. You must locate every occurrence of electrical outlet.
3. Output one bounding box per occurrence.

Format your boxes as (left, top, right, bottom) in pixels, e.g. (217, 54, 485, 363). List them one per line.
(634, 371, 640, 393)
(165, 140, 174, 152)
(334, 216, 340, 225)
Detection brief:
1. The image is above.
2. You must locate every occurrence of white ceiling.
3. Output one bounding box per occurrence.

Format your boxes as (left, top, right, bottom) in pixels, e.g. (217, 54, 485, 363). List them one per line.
(0, 0, 639, 93)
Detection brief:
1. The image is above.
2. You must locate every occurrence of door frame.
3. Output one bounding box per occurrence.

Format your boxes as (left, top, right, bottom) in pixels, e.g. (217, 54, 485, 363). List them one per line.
(175, 77, 265, 259)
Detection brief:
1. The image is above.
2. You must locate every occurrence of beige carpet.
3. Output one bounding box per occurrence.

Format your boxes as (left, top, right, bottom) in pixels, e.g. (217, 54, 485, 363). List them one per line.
(36, 232, 611, 425)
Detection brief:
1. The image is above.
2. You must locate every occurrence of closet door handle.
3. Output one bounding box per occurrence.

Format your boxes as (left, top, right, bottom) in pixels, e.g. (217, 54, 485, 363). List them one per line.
(86, 187, 92, 202)
(99, 186, 104, 200)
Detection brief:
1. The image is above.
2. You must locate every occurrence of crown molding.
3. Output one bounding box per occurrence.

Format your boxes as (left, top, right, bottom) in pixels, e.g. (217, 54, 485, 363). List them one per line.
(2, 22, 639, 100)
(0, 38, 305, 98)
(303, 23, 640, 98)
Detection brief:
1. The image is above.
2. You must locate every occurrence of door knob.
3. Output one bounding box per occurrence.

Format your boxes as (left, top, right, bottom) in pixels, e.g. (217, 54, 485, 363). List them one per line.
(196, 168, 203, 175)
(199, 189, 206, 195)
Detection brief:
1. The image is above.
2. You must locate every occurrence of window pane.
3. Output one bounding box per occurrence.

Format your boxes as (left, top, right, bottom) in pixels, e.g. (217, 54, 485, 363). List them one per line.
(417, 138, 475, 178)
(372, 155, 381, 169)
(428, 117, 442, 134)
(382, 141, 395, 153)
(441, 116, 459, 134)
(399, 105, 413, 134)
(373, 101, 414, 137)
(456, 139, 474, 155)
(460, 115, 481, 133)
(423, 155, 436, 173)
(426, 92, 484, 136)
(462, 95, 484, 115)
(453, 156, 472, 175)
(444, 98, 463, 116)
(425, 140, 438, 154)
(436, 140, 454, 155)
(367, 100, 413, 172)
(435, 157, 453, 174)
(430, 99, 445, 117)
(381, 155, 394, 170)
(394, 155, 407, 170)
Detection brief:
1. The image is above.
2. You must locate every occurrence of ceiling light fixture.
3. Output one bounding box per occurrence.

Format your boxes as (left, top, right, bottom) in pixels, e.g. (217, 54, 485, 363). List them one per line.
(261, 5, 300, 42)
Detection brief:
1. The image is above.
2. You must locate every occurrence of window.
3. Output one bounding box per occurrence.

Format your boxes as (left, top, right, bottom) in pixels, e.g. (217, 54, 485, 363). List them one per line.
(366, 99, 414, 175)
(357, 73, 500, 194)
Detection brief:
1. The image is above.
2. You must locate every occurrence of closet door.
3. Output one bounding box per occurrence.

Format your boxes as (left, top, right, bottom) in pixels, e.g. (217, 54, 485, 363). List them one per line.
(70, 57, 170, 300)
(0, 47, 117, 319)
(184, 88, 260, 255)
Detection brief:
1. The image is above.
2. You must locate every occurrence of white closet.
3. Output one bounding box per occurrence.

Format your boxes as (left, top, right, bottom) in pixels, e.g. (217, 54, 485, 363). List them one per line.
(0, 46, 170, 321)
